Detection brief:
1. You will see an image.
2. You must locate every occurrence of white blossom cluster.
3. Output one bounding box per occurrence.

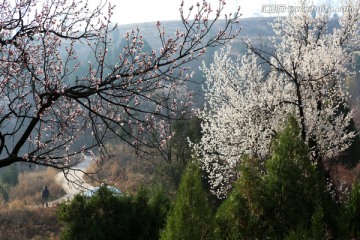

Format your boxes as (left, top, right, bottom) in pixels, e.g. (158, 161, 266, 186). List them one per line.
(196, 1, 360, 198)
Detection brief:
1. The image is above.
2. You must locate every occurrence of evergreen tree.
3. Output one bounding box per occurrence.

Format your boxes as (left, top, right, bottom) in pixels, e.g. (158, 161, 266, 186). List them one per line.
(161, 161, 215, 240)
(338, 183, 360, 239)
(215, 116, 324, 239)
(264, 115, 320, 238)
(215, 156, 267, 239)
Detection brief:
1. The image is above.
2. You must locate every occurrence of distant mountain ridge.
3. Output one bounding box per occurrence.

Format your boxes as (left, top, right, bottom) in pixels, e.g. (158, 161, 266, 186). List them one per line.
(109, 17, 275, 105)
(70, 16, 345, 106)
(115, 17, 276, 49)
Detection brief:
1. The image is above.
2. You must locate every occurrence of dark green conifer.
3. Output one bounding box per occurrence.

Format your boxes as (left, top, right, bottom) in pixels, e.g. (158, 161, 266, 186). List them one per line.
(161, 161, 215, 240)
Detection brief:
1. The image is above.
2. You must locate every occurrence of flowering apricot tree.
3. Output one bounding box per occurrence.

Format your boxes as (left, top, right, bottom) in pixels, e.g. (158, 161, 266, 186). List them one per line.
(0, 0, 241, 174)
(196, 1, 360, 198)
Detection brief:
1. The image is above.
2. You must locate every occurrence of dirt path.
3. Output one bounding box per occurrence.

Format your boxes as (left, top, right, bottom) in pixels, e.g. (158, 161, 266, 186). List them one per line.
(49, 155, 95, 205)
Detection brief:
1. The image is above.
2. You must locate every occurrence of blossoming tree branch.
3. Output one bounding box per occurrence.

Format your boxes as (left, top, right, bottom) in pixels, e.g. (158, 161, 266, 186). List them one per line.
(0, 0, 241, 173)
(196, 0, 360, 198)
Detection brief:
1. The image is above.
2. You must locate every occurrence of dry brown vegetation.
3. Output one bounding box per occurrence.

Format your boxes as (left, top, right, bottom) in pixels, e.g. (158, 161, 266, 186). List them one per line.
(0, 167, 65, 239)
(84, 143, 153, 194)
(0, 206, 61, 240)
(8, 168, 65, 206)
(331, 163, 360, 189)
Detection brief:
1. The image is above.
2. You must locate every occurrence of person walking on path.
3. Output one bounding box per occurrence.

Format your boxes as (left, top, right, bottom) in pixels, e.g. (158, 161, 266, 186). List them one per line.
(42, 185, 49, 207)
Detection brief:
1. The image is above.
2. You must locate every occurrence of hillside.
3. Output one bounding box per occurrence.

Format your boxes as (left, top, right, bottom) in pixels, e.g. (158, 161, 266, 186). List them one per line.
(111, 16, 350, 106)
(108, 17, 275, 106)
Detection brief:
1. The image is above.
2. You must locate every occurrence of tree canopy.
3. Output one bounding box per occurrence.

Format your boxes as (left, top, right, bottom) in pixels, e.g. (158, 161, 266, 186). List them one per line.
(0, 0, 241, 177)
(196, 0, 360, 197)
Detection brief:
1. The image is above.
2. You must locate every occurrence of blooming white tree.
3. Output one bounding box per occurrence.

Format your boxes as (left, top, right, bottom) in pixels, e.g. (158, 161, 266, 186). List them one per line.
(196, 1, 360, 198)
(0, 0, 241, 179)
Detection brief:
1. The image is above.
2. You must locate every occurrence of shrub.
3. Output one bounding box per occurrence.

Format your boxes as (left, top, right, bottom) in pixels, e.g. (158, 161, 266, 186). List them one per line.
(57, 185, 170, 240)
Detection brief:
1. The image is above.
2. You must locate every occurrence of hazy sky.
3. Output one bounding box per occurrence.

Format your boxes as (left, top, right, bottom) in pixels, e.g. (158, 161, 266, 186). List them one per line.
(107, 0, 279, 25)
(106, 0, 342, 25)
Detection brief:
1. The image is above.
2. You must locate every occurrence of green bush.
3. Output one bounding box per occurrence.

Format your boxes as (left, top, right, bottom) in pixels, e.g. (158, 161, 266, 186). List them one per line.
(160, 161, 215, 240)
(57, 186, 170, 240)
